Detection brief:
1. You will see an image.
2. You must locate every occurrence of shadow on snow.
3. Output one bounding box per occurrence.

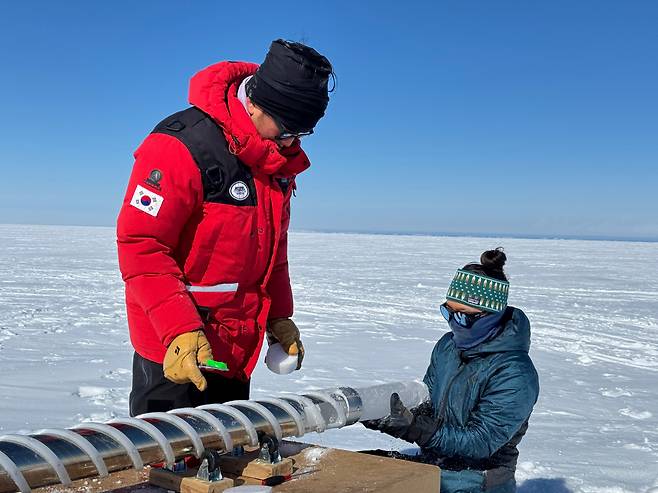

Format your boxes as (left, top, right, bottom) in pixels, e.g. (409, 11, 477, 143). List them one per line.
(517, 478, 573, 493)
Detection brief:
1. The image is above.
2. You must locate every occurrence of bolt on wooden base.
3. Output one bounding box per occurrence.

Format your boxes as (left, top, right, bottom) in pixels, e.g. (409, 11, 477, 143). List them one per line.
(148, 468, 235, 493)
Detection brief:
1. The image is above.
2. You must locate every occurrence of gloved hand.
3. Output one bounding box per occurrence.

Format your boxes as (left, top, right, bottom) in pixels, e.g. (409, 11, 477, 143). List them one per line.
(163, 330, 213, 391)
(267, 318, 304, 370)
(362, 393, 438, 447)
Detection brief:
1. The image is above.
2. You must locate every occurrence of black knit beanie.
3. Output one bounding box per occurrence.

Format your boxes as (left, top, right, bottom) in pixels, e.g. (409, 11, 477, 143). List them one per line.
(246, 39, 333, 133)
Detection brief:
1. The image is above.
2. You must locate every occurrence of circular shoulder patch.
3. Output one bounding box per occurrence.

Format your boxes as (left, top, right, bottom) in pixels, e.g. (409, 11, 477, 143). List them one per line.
(229, 181, 250, 201)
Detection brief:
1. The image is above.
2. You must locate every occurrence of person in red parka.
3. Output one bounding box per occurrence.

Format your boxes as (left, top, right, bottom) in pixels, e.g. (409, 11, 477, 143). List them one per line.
(117, 39, 333, 416)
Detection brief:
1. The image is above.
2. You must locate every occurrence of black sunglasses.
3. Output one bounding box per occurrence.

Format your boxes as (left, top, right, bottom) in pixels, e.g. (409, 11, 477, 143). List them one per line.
(276, 128, 313, 141)
(273, 118, 314, 141)
(440, 302, 489, 328)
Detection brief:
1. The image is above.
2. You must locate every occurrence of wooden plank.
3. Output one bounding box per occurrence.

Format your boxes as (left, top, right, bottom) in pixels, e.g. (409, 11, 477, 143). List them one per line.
(219, 454, 293, 480)
(148, 468, 234, 493)
(272, 442, 441, 493)
(241, 458, 292, 480)
(179, 476, 234, 493)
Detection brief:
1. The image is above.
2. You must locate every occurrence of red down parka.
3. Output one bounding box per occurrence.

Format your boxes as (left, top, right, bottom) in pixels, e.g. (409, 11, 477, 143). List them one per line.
(117, 61, 311, 380)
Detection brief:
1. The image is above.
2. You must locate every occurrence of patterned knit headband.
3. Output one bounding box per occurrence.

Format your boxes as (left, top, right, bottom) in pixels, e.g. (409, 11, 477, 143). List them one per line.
(446, 269, 509, 313)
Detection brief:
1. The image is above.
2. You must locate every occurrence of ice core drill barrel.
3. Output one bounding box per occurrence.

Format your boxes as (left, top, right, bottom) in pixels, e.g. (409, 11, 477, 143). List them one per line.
(0, 381, 428, 493)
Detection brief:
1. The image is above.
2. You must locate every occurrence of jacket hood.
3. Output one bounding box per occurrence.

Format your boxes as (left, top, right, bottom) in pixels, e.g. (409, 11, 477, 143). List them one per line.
(462, 307, 531, 358)
(188, 61, 310, 176)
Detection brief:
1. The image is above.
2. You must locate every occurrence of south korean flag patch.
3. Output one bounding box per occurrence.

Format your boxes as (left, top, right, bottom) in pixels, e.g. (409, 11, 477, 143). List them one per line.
(130, 185, 164, 217)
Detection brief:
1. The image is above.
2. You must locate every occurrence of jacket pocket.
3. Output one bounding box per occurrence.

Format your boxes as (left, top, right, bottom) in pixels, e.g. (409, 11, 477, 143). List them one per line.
(205, 318, 259, 377)
(440, 469, 486, 493)
(183, 202, 259, 281)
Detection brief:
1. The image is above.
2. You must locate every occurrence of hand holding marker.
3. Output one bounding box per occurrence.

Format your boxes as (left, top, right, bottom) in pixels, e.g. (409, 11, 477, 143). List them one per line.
(199, 359, 229, 373)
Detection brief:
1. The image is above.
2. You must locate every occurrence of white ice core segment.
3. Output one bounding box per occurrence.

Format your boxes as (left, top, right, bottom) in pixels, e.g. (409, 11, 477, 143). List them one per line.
(352, 380, 429, 421)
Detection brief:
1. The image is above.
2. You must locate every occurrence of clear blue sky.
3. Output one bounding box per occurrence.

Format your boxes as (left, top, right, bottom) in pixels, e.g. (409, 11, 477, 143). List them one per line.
(0, 1, 656, 240)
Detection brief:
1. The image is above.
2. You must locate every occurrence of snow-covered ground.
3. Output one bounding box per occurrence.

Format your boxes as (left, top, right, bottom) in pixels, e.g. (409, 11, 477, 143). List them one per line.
(1, 224, 657, 492)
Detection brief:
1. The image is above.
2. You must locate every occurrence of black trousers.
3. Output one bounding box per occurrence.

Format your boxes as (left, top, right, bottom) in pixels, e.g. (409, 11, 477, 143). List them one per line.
(129, 352, 251, 416)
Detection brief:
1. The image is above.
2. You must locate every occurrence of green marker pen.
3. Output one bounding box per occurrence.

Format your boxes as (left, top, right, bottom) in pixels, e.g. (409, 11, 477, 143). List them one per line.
(199, 359, 229, 373)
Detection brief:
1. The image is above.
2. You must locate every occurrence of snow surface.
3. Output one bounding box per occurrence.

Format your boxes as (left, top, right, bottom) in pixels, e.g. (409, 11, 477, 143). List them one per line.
(1, 224, 657, 492)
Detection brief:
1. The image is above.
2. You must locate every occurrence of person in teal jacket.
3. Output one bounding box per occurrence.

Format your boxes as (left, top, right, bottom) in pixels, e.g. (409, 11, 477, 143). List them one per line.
(365, 248, 539, 493)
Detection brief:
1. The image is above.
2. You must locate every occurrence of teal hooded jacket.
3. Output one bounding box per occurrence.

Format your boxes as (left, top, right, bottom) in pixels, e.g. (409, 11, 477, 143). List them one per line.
(422, 306, 539, 486)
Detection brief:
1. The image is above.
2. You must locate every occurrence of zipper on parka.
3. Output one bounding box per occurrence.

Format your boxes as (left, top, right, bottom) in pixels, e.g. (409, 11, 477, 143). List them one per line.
(436, 360, 467, 424)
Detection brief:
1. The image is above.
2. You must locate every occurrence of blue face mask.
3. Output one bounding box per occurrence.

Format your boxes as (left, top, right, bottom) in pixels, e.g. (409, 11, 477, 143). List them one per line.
(448, 310, 506, 350)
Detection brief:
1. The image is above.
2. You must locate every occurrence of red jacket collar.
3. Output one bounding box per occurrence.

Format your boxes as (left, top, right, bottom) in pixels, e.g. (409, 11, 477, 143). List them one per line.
(188, 61, 310, 176)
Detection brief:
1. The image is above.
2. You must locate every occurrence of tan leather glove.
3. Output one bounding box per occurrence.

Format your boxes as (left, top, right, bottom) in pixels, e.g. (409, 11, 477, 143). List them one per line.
(163, 330, 213, 391)
(267, 318, 304, 370)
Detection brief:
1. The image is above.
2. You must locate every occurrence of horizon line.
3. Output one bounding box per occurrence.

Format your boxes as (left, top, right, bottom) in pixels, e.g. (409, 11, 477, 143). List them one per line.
(296, 228, 658, 244)
(1, 222, 656, 244)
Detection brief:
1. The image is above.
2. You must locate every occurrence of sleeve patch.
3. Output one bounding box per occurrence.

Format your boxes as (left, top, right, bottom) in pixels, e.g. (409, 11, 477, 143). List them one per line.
(130, 185, 164, 217)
